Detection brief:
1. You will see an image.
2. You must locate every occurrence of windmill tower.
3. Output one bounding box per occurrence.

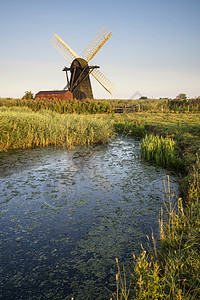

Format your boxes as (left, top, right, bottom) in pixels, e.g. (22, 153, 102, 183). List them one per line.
(50, 27, 117, 100)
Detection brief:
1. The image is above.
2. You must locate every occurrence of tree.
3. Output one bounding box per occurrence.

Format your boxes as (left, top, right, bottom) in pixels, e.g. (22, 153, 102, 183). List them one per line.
(22, 91, 34, 100)
(176, 93, 187, 100)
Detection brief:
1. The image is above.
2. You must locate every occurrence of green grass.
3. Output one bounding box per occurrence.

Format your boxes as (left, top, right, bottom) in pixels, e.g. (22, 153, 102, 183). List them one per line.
(158, 170, 200, 299)
(0, 107, 114, 151)
(140, 134, 182, 170)
(111, 112, 200, 175)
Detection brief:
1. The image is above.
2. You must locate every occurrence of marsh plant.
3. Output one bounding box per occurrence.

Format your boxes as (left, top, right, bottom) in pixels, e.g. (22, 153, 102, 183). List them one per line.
(0, 107, 114, 151)
(114, 252, 166, 300)
(158, 167, 200, 299)
(140, 134, 181, 170)
(114, 168, 200, 299)
(0, 98, 113, 114)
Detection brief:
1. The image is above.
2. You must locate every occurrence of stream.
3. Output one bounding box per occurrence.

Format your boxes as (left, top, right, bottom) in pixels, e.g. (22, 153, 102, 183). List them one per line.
(0, 136, 179, 299)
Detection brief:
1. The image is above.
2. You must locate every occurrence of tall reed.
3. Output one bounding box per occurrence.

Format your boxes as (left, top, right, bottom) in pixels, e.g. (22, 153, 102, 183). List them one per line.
(0, 98, 113, 114)
(140, 134, 181, 169)
(158, 166, 200, 298)
(0, 107, 114, 151)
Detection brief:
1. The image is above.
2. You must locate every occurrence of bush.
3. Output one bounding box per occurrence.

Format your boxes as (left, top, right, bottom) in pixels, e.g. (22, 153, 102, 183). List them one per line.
(22, 91, 34, 100)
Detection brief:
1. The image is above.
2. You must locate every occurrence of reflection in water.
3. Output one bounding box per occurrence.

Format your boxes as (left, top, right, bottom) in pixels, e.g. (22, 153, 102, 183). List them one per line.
(0, 137, 179, 299)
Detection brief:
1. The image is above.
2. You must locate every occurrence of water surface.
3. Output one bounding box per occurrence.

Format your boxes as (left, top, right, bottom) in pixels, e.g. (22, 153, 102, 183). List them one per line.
(0, 137, 179, 299)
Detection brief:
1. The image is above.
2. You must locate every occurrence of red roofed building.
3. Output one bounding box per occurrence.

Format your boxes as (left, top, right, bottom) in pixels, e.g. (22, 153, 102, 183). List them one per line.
(35, 90, 73, 100)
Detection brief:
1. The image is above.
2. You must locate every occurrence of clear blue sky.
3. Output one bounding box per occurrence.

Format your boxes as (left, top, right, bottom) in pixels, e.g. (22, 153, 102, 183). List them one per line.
(1, 0, 200, 99)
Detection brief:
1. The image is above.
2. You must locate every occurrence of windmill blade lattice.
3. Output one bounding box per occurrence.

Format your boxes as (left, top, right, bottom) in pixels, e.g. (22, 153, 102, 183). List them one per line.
(91, 67, 117, 95)
(50, 33, 79, 63)
(81, 27, 112, 62)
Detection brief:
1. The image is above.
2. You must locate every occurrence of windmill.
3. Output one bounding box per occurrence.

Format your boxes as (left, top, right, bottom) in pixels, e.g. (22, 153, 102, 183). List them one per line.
(50, 26, 117, 100)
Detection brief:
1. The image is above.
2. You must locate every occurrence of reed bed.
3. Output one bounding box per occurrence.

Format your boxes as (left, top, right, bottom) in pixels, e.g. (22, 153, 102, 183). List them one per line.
(0, 98, 113, 114)
(140, 134, 181, 170)
(0, 107, 114, 151)
(1, 98, 199, 114)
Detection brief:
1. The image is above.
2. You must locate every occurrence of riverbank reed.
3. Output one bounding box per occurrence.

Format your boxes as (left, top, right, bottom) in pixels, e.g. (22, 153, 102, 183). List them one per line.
(158, 169, 200, 299)
(114, 251, 166, 300)
(140, 134, 181, 170)
(113, 167, 200, 299)
(0, 107, 114, 151)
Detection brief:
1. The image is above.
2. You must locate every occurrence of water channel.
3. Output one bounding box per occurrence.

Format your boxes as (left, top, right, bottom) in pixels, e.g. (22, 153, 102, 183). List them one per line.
(0, 136, 179, 299)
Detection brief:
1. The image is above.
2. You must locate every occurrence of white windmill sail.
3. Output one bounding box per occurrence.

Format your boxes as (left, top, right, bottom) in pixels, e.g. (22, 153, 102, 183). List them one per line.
(81, 26, 112, 62)
(91, 68, 117, 95)
(50, 33, 79, 63)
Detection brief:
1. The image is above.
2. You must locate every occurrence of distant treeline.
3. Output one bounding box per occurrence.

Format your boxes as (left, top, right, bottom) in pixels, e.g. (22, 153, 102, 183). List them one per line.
(0, 97, 199, 113)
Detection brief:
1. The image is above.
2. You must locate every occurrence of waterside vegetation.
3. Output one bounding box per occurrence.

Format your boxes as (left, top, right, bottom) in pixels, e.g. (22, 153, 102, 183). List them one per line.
(0, 107, 114, 150)
(140, 134, 181, 170)
(114, 169, 199, 299)
(110, 114, 200, 299)
(0, 99, 199, 299)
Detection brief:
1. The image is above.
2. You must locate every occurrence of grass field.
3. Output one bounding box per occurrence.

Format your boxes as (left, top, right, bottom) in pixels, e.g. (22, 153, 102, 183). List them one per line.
(0, 101, 199, 299)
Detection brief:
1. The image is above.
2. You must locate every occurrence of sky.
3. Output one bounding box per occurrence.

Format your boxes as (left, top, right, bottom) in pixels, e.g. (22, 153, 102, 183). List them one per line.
(0, 0, 200, 99)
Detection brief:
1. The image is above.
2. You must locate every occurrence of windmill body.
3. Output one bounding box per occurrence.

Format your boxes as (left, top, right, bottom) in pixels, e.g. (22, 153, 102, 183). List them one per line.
(69, 58, 93, 99)
(63, 58, 99, 99)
